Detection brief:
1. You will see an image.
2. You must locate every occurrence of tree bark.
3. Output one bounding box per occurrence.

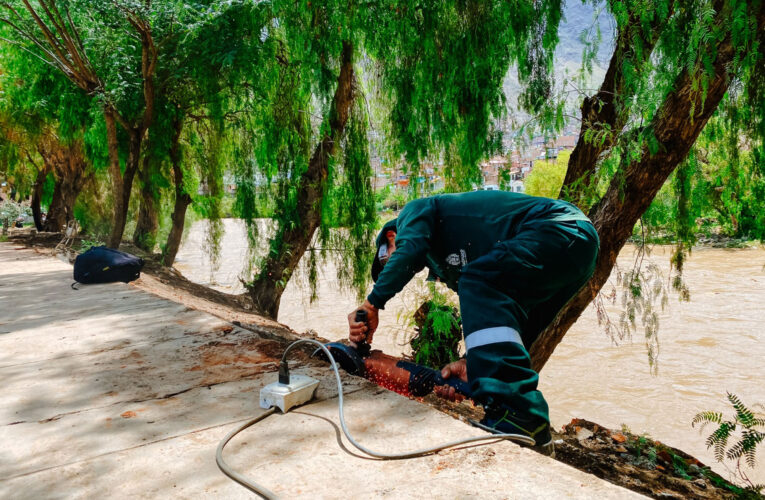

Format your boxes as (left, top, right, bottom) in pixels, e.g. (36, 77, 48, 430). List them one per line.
(133, 156, 159, 251)
(247, 41, 355, 319)
(30, 166, 49, 231)
(559, 2, 674, 207)
(104, 110, 124, 247)
(105, 109, 144, 248)
(162, 118, 190, 267)
(42, 175, 83, 232)
(530, 1, 765, 372)
(37, 136, 89, 233)
(43, 181, 66, 232)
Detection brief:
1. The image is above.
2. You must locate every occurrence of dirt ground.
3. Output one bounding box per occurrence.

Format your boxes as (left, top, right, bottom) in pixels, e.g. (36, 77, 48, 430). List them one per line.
(9, 230, 757, 499)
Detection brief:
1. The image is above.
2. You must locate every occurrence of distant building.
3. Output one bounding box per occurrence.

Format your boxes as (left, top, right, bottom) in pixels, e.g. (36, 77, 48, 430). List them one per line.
(555, 135, 577, 150)
(480, 155, 507, 187)
(366, 131, 576, 194)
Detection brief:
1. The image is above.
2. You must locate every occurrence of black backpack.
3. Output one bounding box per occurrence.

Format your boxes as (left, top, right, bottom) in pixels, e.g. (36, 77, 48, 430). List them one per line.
(72, 246, 144, 287)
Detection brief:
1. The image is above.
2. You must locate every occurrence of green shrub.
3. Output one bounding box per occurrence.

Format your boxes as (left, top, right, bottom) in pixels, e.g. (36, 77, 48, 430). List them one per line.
(408, 284, 462, 369)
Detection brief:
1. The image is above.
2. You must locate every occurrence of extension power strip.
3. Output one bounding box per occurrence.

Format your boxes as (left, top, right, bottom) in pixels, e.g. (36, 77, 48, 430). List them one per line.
(259, 374, 319, 413)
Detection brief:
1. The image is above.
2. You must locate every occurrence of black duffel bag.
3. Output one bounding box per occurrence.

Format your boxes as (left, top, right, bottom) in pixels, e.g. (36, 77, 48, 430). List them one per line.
(72, 246, 144, 287)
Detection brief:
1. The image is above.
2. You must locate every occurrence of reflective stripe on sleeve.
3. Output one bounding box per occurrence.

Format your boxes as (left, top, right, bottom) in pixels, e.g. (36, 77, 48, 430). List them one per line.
(464, 326, 523, 351)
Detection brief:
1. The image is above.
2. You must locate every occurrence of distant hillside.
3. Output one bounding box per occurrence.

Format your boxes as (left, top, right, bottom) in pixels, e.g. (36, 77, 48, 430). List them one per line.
(503, 1, 615, 126)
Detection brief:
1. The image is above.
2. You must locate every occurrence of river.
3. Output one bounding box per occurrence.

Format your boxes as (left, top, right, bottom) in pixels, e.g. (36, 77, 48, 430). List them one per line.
(175, 219, 765, 482)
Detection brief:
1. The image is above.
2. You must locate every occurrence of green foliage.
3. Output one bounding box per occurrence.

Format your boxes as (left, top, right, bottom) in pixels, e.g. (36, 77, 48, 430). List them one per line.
(407, 284, 462, 369)
(73, 172, 112, 238)
(364, 0, 562, 169)
(640, 114, 765, 246)
(2, 0, 764, 337)
(325, 97, 378, 298)
(694, 394, 765, 466)
(79, 237, 105, 252)
(376, 186, 410, 212)
(617, 261, 665, 374)
(620, 427, 752, 494)
(593, 238, 669, 372)
(691, 393, 765, 499)
(525, 151, 570, 198)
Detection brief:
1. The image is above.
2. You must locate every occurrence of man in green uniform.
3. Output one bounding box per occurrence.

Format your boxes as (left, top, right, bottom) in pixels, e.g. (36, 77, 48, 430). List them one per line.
(348, 190, 599, 454)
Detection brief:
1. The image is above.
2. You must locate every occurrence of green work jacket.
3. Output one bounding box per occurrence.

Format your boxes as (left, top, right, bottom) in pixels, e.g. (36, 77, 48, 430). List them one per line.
(367, 191, 590, 309)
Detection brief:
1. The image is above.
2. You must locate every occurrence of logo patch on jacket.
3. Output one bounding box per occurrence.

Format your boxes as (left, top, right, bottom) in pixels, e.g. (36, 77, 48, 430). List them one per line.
(446, 250, 468, 267)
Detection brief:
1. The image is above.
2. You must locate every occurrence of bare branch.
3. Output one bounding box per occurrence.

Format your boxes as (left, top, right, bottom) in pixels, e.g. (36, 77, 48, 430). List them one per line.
(18, 0, 76, 75)
(0, 34, 67, 71)
(65, 8, 85, 54)
(38, 0, 98, 84)
(107, 104, 133, 132)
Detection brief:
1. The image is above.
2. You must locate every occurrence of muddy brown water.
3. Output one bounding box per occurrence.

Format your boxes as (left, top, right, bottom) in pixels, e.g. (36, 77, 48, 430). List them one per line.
(175, 219, 765, 482)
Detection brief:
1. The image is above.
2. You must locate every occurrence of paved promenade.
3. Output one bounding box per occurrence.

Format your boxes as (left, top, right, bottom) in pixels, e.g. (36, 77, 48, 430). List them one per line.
(0, 243, 641, 499)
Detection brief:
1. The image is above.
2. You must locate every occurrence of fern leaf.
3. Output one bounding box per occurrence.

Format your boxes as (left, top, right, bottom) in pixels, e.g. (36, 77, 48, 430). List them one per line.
(693, 411, 723, 427)
(728, 392, 756, 427)
(745, 446, 757, 469)
(708, 422, 733, 461)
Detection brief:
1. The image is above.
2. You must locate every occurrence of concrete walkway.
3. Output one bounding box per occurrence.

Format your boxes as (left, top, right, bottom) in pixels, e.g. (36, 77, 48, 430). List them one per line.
(0, 243, 642, 499)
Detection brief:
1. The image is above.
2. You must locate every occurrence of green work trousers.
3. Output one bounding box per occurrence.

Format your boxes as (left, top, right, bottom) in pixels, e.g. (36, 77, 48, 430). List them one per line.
(458, 216, 599, 423)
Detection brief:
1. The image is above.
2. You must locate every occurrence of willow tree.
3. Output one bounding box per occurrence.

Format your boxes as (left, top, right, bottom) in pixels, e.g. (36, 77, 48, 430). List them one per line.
(0, 45, 94, 232)
(0, 1, 253, 249)
(529, 0, 765, 370)
(239, 0, 563, 319)
(237, 1, 365, 318)
(147, 0, 279, 264)
(0, 0, 165, 246)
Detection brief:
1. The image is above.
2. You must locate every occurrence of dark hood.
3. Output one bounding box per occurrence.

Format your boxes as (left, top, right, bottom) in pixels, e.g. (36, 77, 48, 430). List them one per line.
(371, 218, 398, 282)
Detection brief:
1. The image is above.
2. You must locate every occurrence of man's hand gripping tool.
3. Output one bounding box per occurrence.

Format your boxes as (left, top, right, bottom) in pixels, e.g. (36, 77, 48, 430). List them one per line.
(314, 309, 472, 399)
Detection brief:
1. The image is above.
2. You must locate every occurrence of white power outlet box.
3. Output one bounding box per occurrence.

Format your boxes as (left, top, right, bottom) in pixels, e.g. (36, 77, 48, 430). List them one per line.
(259, 374, 320, 413)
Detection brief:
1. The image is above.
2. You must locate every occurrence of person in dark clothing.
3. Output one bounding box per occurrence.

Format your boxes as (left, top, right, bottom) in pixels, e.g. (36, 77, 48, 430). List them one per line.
(348, 190, 599, 454)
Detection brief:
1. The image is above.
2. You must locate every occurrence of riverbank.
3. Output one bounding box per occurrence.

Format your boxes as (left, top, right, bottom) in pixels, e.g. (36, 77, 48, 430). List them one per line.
(5, 230, 757, 498)
(0, 240, 640, 499)
(165, 218, 765, 482)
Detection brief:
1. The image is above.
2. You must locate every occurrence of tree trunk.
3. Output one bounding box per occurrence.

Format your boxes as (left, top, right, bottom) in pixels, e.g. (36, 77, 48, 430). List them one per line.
(247, 41, 355, 319)
(37, 136, 90, 233)
(31, 166, 49, 231)
(162, 119, 190, 267)
(42, 174, 87, 232)
(43, 182, 67, 232)
(105, 109, 144, 249)
(559, 2, 674, 207)
(129, 26, 159, 251)
(530, 2, 765, 372)
(133, 156, 159, 252)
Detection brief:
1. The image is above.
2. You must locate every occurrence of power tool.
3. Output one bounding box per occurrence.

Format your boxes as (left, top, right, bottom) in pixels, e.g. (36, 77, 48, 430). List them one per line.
(315, 308, 472, 399)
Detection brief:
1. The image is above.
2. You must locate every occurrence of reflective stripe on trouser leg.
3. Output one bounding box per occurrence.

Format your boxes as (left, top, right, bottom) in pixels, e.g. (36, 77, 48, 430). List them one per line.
(458, 273, 550, 423)
(464, 326, 523, 352)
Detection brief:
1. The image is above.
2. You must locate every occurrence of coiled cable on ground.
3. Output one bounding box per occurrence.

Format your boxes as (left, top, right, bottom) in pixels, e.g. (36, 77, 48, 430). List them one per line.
(216, 338, 535, 499)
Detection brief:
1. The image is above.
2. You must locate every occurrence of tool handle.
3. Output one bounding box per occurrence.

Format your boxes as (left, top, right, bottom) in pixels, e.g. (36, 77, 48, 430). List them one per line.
(433, 372, 471, 397)
(354, 309, 368, 324)
(392, 360, 473, 398)
(354, 309, 371, 357)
